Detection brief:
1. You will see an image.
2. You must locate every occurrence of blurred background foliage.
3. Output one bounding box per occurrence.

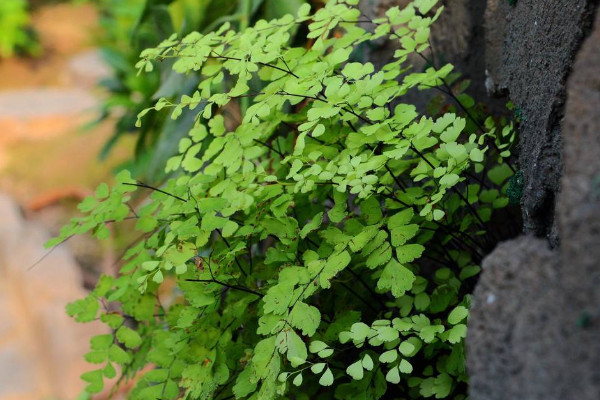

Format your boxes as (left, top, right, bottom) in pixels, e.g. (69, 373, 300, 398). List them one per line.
(0, 0, 40, 58)
(0, 0, 316, 181)
(89, 0, 311, 182)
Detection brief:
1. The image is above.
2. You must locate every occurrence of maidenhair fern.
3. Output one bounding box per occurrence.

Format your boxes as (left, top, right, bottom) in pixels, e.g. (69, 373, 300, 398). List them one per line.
(50, 0, 517, 399)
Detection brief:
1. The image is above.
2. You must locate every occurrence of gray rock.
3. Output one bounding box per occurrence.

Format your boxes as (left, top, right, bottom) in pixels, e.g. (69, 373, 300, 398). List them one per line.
(467, 236, 562, 399)
(552, 8, 600, 398)
(484, 0, 598, 245)
(360, 0, 506, 114)
(468, 7, 600, 400)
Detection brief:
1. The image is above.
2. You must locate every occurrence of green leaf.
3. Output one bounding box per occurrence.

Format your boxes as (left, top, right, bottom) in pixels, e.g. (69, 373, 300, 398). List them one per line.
(349, 226, 380, 252)
(309, 341, 328, 353)
(298, 3, 311, 17)
(286, 330, 308, 367)
(320, 250, 351, 288)
(292, 372, 303, 386)
(460, 265, 481, 280)
(343, 62, 373, 80)
(85, 350, 108, 364)
(116, 326, 143, 349)
(377, 259, 416, 297)
(488, 163, 514, 185)
(108, 344, 131, 364)
(414, 292, 430, 311)
(103, 362, 117, 379)
(346, 360, 364, 380)
(447, 306, 468, 325)
(251, 336, 277, 383)
(440, 118, 465, 143)
(419, 324, 445, 343)
(414, 0, 438, 14)
(388, 209, 414, 229)
(313, 124, 326, 137)
(390, 224, 419, 247)
(100, 313, 123, 329)
(420, 373, 454, 398)
(319, 368, 334, 386)
(201, 212, 228, 231)
(446, 324, 467, 344)
(366, 242, 392, 269)
(95, 183, 109, 199)
(377, 326, 400, 342)
(263, 283, 294, 315)
(66, 296, 99, 322)
(318, 348, 334, 358)
(233, 367, 257, 398)
(348, 322, 373, 342)
(222, 220, 239, 237)
(362, 354, 374, 371)
(90, 334, 113, 351)
(81, 369, 104, 394)
(300, 212, 324, 238)
(136, 216, 158, 233)
(152, 270, 164, 283)
(379, 349, 398, 363)
(328, 191, 348, 223)
(311, 362, 326, 374)
(385, 366, 400, 384)
(440, 173, 460, 187)
(469, 148, 484, 162)
(399, 341, 416, 357)
(278, 372, 289, 383)
(395, 244, 425, 263)
(360, 197, 383, 225)
(399, 359, 413, 374)
(289, 302, 321, 336)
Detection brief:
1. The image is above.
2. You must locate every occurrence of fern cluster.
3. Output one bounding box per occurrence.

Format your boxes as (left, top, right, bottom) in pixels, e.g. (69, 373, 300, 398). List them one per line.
(52, 0, 517, 399)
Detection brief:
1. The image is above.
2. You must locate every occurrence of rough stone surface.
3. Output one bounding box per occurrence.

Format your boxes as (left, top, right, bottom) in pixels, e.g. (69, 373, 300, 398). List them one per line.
(484, 0, 599, 244)
(361, 0, 506, 113)
(559, 5, 600, 256)
(0, 192, 105, 400)
(553, 8, 600, 398)
(467, 236, 562, 399)
(468, 7, 600, 400)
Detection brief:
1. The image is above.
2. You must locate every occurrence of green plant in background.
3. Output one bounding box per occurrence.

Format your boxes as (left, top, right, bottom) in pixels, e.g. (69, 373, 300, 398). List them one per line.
(50, 0, 519, 398)
(0, 0, 40, 58)
(93, 0, 309, 182)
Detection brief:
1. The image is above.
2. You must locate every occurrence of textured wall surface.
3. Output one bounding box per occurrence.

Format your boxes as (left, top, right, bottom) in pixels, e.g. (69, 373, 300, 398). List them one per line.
(484, 0, 598, 245)
(467, 236, 561, 399)
(361, 0, 506, 113)
(468, 7, 600, 399)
